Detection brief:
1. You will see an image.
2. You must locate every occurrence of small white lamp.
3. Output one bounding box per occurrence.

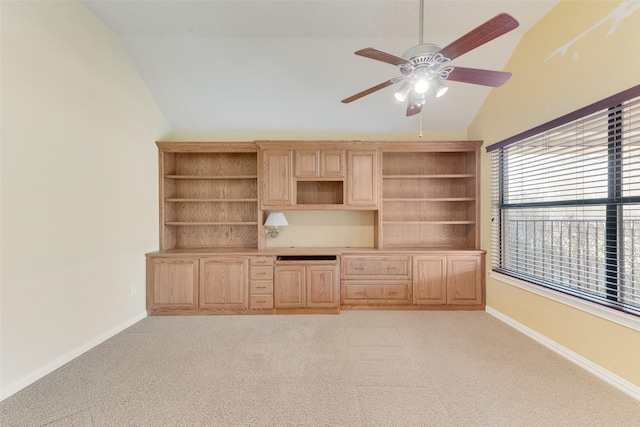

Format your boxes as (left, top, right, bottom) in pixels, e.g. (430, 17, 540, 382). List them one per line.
(264, 212, 288, 238)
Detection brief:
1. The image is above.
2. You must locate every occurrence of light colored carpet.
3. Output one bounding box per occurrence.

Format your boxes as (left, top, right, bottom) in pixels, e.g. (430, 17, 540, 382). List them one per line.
(2, 311, 639, 426)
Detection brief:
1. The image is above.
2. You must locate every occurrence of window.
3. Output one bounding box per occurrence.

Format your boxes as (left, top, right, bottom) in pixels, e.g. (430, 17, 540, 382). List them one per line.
(488, 86, 640, 316)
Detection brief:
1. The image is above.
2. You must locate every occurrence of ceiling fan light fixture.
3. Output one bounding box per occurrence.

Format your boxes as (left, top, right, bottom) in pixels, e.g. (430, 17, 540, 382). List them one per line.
(413, 75, 430, 94)
(431, 79, 449, 98)
(394, 81, 412, 102)
(413, 91, 427, 106)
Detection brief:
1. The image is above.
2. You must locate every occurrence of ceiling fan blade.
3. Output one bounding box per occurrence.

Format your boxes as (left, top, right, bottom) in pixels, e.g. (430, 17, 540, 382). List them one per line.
(446, 67, 512, 87)
(437, 13, 519, 61)
(355, 48, 409, 66)
(406, 92, 423, 117)
(341, 79, 398, 103)
(406, 103, 422, 116)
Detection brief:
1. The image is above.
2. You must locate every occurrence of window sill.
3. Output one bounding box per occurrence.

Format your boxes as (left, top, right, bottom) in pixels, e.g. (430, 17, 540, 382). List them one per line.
(489, 271, 640, 332)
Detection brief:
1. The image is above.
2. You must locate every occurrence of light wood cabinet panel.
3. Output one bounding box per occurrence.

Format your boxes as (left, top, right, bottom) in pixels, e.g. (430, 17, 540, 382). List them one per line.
(343, 283, 411, 304)
(147, 258, 199, 310)
(321, 150, 345, 178)
(262, 150, 292, 207)
(274, 265, 306, 308)
(250, 295, 274, 309)
(447, 255, 482, 305)
(413, 256, 447, 305)
(295, 150, 319, 178)
(199, 257, 248, 309)
(342, 255, 410, 280)
(275, 262, 338, 308)
(295, 150, 345, 179)
(250, 280, 273, 294)
(306, 265, 338, 308)
(249, 256, 275, 309)
(347, 150, 378, 206)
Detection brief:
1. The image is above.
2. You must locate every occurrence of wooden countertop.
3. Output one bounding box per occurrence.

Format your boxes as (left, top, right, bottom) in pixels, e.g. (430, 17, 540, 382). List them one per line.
(146, 247, 486, 258)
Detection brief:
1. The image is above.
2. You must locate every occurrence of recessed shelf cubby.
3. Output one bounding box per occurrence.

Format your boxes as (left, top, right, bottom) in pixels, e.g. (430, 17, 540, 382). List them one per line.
(381, 143, 481, 249)
(159, 144, 259, 250)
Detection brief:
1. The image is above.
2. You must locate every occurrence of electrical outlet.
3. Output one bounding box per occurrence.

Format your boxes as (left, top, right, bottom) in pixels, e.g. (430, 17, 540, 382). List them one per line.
(130, 283, 137, 296)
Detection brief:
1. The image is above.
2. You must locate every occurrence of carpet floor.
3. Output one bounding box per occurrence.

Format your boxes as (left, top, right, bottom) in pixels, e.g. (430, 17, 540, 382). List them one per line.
(1, 311, 639, 426)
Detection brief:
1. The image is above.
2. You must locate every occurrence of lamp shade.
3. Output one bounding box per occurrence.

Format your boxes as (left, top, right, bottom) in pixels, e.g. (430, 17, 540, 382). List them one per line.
(264, 212, 288, 227)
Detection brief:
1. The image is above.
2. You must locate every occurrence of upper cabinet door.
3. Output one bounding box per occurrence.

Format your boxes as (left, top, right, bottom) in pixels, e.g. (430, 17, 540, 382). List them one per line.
(320, 150, 345, 178)
(295, 150, 320, 178)
(262, 150, 292, 207)
(295, 149, 345, 179)
(346, 150, 378, 206)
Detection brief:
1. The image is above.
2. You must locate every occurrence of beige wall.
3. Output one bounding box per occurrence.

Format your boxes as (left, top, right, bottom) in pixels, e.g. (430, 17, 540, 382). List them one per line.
(469, 0, 640, 387)
(1, 1, 169, 398)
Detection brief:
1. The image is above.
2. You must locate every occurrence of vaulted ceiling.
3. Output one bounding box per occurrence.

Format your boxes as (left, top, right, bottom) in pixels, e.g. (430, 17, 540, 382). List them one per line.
(83, 0, 559, 134)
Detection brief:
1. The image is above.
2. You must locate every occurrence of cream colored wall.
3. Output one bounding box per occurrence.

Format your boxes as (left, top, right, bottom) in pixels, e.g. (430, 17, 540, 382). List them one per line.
(0, 1, 169, 398)
(469, 0, 640, 387)
(265, 211, 376, 248)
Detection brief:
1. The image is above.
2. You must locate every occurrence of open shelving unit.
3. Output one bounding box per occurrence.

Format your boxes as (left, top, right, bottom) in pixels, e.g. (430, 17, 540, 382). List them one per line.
(381, 143, 481, 249)
(158, 145, 260, 250)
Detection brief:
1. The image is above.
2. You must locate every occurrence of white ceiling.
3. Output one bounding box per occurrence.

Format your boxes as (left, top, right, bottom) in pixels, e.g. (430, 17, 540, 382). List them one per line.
(82, 0, 559, 134)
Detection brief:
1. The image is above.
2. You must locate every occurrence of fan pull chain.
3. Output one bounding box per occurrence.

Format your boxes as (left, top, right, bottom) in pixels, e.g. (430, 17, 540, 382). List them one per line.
(419, 112, 423, 138)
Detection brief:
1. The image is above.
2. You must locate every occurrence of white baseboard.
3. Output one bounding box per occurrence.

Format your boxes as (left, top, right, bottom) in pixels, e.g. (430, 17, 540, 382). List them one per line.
(486, 306, 640, 402)
(0, 311, 147, 401)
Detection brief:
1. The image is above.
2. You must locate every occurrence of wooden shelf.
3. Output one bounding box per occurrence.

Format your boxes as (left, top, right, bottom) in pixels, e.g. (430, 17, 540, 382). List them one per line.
(165, 222, 258, 226)
(383, 197, 475, 202)
(165, 175, 257, 180)
(382, 221, 476, 225)
(165, 198, 258, 203)
(382, 174, 475, 179)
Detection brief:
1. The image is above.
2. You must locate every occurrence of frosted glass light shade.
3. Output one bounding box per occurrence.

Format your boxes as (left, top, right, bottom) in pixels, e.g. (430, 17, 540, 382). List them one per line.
(264, 212, 288, 227)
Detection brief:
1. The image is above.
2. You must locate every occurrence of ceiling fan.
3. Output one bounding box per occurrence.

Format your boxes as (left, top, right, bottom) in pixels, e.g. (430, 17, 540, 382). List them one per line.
(341, 0, 519, 116)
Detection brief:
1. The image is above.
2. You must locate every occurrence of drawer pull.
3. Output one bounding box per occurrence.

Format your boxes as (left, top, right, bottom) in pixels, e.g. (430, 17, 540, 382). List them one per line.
(354, 291, 365, 296)
(257, 286, 266, 289)
(387, 291, 398, 295)
(353, 267, 364, 271)
(257, 300, 266, 303)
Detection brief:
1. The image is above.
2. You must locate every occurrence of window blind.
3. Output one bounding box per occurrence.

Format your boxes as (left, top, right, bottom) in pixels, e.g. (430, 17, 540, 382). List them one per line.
(490, 88, 640, 316)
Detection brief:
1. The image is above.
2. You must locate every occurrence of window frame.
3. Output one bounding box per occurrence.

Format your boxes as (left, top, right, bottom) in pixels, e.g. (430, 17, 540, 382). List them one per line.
(487, 85, 640, 318)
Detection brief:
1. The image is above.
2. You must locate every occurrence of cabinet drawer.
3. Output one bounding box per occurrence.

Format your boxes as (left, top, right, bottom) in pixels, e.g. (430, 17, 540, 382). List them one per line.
(343, 283, 410, 303)
(250, 295, 274, 309)
(250, 266, 273, 280)
(251, 257, 274, 266)
(250, 280, 273, 295)
(342, 256, 410, 279)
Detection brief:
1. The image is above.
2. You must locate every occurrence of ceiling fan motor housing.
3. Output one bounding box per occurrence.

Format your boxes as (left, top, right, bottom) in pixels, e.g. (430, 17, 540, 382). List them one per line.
(400, 43, 450, 74)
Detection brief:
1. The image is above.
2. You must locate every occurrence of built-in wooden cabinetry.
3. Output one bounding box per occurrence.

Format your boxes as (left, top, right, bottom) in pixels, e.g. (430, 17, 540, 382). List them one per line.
(347, 150, 378, 207)
(257, 141, 379, 209)
(274, 259, 339, 309)
(146, 140, 485, 315)
(249, 257, 274, 309)
(147, 257, 198, 311)
(341, 254, 412, 305)
(381, 141, 480, 249)
(412, 254, 484, 307)
(158, 142, 259, 250)
(146, 254, 249, 314)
